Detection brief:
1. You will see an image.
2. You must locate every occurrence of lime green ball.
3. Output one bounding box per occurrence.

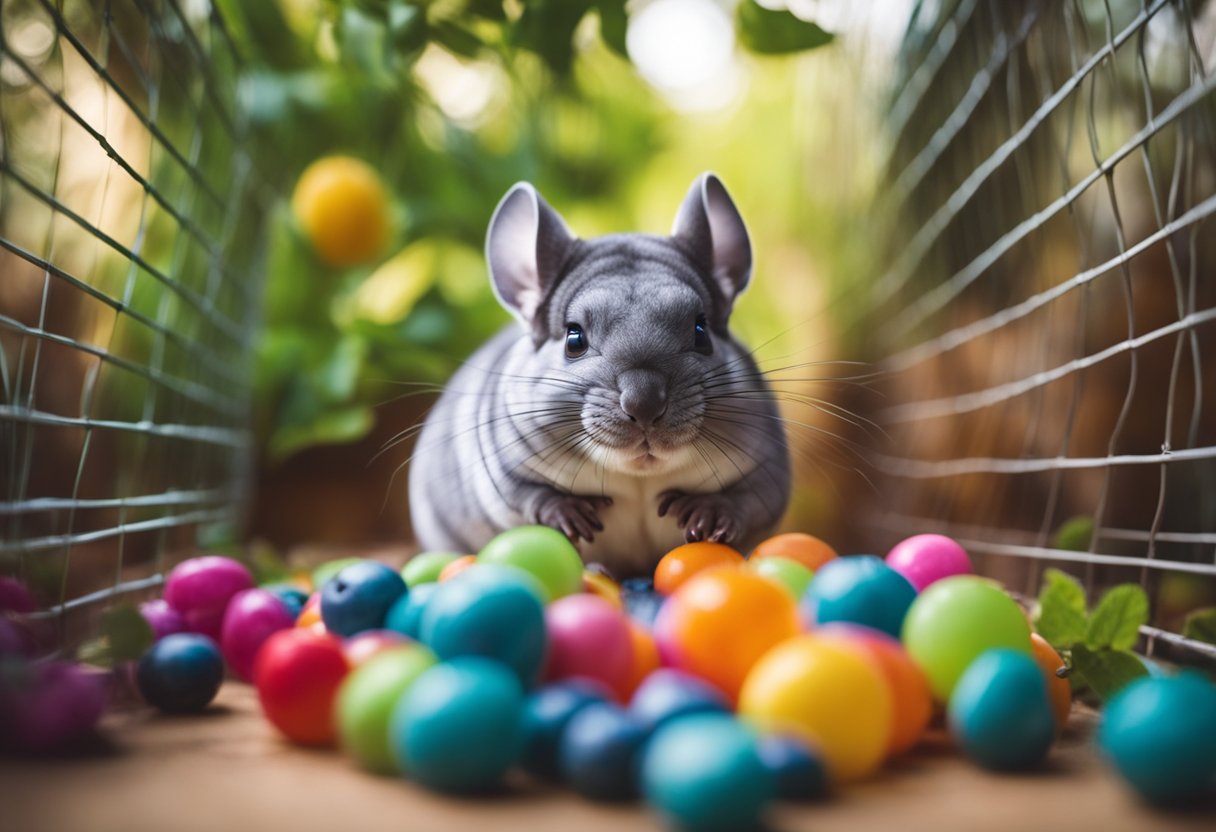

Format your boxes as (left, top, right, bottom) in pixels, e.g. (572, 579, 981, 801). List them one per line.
(748, 556, 814, 600)
(477, 526, 583, 603)
(336, 643, 437, 772)
(312, 557, 363, 591)
(402, 552, 461, 587)
(901, 576, 1032, 701)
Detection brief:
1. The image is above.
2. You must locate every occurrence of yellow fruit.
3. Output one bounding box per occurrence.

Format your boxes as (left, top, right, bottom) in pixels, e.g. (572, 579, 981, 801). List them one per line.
(291, 156, 391, 267)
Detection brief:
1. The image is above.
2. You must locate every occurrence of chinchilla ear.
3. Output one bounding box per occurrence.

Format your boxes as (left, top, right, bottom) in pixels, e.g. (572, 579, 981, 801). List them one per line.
(671, 172, 752, 314)
(485, 182, 576, 324)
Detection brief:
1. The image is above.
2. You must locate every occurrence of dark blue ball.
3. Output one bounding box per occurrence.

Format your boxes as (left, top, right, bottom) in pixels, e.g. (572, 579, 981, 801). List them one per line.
(136, 633, 224, 714)
(320, 560, 407, 637)
(384, 582, 437, 640)
(629, 668, 728, 731)
(622, 589, 664, 629)
(521, 680, 611, 780)
(264, 585, 308, 620)
(621, 577, 655, 594)
(756, 734, 830, 801)
(559, 702, 649, 801)
(801, 555, 917, 638)
(948, 648, 1055, 771)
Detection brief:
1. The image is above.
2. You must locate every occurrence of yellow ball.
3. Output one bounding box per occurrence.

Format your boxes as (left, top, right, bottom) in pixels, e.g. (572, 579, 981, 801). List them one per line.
(738, 635, 893, 782)
(291, 156, 391, 267)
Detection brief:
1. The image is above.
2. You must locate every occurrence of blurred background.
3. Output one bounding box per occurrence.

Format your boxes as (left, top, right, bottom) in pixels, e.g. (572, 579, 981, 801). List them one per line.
(3, 0, 1215, 658)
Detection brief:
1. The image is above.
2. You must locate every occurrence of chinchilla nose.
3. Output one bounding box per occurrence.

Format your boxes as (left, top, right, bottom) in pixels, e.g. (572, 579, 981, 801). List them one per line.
(618, 369, 668, 427)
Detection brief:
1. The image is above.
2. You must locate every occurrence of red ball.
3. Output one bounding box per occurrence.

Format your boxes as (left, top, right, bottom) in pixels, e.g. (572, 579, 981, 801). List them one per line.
(254, 628, 349, 745)
(544, 594, 633, 698)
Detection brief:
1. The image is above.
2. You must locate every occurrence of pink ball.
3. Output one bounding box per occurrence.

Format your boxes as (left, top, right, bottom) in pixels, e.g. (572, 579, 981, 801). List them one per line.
(885, 534, 973, 592)
(220, 588, 295, 682)
(164, 556, 254, 641)
(0, 660, 108, 752)
(652, 599, 684, 668)
(342, 629, 410, 666)
(0, 576, 37, 614)
(140, 599, 187, 642)
(544, 594, 634, 697)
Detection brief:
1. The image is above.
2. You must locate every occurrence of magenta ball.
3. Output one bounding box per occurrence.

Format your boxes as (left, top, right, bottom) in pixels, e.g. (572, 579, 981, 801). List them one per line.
(220, 588, 295, 681)
(0, 576, 37, 614)
(544, 595, 634, 696)
(652, 600, 684, 668)
(140, 599, 187, 642)
(886, 535, 973, 592)
(164, 556, 254, 641)
(0, 661, 108, 752)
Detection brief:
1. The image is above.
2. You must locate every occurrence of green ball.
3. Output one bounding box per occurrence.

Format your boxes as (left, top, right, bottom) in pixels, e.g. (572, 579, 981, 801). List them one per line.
(312, 557, 363, 591)
(901, 576, 1032, 701)
(748, 557, 814, 600)
(477, 526, 583, 604)
(336, 644, 437, 772)
(402, 552, 461, 587)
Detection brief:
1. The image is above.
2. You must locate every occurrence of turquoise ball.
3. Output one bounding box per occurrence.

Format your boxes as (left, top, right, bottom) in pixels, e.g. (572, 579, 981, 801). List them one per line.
(802, 555, 916, 638)
(947, 648, 1055, 770)
(385, 582, 437, 640)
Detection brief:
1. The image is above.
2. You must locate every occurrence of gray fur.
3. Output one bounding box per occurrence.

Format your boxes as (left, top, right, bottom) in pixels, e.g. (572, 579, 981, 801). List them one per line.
(408, 173, 790, 575)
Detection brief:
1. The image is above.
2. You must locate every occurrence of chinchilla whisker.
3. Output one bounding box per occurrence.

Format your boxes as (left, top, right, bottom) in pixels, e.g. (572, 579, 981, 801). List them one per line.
(704, 409, 873, 463)
(707, 393, 887, 441)
(371, 404, 582, 462)
(695, 426, 787, 520)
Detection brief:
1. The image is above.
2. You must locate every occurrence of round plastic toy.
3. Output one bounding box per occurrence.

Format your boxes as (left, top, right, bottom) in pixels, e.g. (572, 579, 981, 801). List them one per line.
(311, 557, 362, 593)
(477, 525, 584, 602)
(901, 576, 1032, 701)
(748, 556, 814, 601)
(739, 635, 893, 782)
(657, 568, 800, 702)
(521, 680, 612, 779)
(621, 587, 664, 629)
(750, 532, 838, 571)
(342, 629, 411, 667)
(756, 734, 830, 801)
(136, 633, 224, 714)
(384, 582, 437, 640)
(335, 643, 436, 773)
(438, 555, 477, 582)
(163, 556, 254, 641)
(802, 555, 917, 638)
(619, 620, 661, 700)
(583, 569, 622, 608)
(0, 575, 37, 614)
(1029, 633, 1072, 730)
(254, 628, 349, 745)
(420, 564, 547, 686)
(559, 701, 649, 801)
(544, 593, 634, 695)
(320, 560, 407, 638)
(140, 599, 186, 642)
(886, 534, 972, 592)
(1, 660, 108, 752)
(629, 668, 728, 732)
(947, 648, 1055, 771)
(220, 588, 296, 681)
(402, 552, 460, 587)
(296, 592, 323, 630)
(653, 541, 744, 596)
(1099, 673, 1216, 805)
(390, 656, 525, 792)
(641, 713, 775, 832)
(264, 584, 309, 620)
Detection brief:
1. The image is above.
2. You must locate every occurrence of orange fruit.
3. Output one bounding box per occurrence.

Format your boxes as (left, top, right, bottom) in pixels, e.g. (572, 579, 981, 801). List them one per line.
(291, 155, 391, 267)
(654, 541, 745, 595)
(1030, 633, 1072, 731)
(750, 533, 838, 571)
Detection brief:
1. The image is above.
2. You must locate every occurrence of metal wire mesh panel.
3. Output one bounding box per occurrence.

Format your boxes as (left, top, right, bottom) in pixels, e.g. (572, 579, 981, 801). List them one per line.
(0, 0, 264, 643)
(866, 0, 1216, 663)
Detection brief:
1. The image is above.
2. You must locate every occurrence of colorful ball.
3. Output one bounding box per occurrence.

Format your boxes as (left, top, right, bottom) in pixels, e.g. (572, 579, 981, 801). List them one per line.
(384, 582, 437, 641)
(544, 593, 634, 695)
(947, 648, 1055, 771)
(559, 701, 649, 801)
(583, 570, 622, 608)
(750, 533, 838, 571)
(335, 643, 436, 773)
(390, 657, 525, 792)
(802, 555, 916, 638)
(264, 585, 309, 620)
(622, 587, 664, 629)
(438, 555, 477, 582)
(296, 592, 323, 630)
(140, 599, 186, 642)
(748, 556, 814, 601)
(886, 534, 972, 592)
(901, 576, 1032, 701)
(0, 660, 108, 752)
(653, 542, 744, 596)
(629, 668, 728, 732)
(342, 629, 411, 667)
(477, 525, 584, 603)
(1099, 673, 1216, 804)
(136, 633, 224, 714)
(738, 635, 893, 782)
(419, 565, 547, 686)
(1029, 633, 1072, 731)
(641, 713, 775, 832)
(659, 569, 800, 702)
(220, 588, 296, 681)
(401, 552, 460, 587)
(619, 621, 661, 700)
(320, 560, 407, 638)
(163, 556, 253, 641)
(311, 557, 363, 592)
(756, 734, 830, 801)
(254, 628, 349, 745)
(521, 680, 612, 780)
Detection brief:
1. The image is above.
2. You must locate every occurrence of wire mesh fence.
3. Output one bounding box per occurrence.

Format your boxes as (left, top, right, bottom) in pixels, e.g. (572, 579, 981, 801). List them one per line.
(864, 0, 1216, 665)
(0, 0, 266, 644)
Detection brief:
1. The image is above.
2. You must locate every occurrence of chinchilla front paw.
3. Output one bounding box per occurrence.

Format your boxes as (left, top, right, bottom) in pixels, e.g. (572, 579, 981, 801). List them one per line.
(657, 491, 742, 545)
(537, 493, 614, 543)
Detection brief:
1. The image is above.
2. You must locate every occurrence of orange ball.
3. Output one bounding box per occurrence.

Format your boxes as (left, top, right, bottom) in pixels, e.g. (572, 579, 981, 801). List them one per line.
(583, 570, 622, 608)
(438, 554, 477, 582)
(1030, 633, 1072, 731)
(618, 620, 661, 700)
(654, 541, 745, 595)
(657, 568, 800, 703)
(296, 592, 323, 630)
(750, 533, 838, 571)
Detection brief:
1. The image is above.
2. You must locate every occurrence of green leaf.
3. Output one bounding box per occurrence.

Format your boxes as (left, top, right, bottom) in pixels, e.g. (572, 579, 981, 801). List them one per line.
(269, 405, 375, 461)
(1053, 515, 1094, 552)
(1034, 568, 1088, 648)
(1182, 607, 1216, 645)
(102, 603, 155, 664)
(1086, 583, 1149, 650)
(595, 0, 629, 58)
(1070, 644, 1149, 701)
(317, 334, 368, 403)
(513, 0, 593, 74)
(735, 0, 834, 55)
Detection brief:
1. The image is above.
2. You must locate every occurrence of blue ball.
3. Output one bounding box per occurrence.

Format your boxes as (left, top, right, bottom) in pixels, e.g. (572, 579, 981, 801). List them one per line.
(389, 656, 525, 792)
(136, 633, 224, 714)
(756, 735, 829, 801)
(801, 555, 916, 638)
(622, 588, 664, 629)
(629, 669, 728, 731)
(521, 680, 611, 780)
(947, 648, 1055, 771)
(642, 713, 775, 832)
(559, 702, 649, 801)
(1099, 673, 1216, 804)
(419, 565, 547, 687)
(384, 582, 437, 640)
(263, 585, 309, 620)
(320, 560, 407, 637)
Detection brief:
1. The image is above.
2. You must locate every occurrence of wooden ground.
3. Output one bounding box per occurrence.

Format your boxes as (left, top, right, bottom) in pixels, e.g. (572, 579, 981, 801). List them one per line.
(3, 681, 1213, 832)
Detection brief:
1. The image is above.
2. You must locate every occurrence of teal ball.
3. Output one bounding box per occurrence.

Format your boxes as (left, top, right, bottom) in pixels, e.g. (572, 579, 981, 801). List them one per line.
(802, 555, 916, 638)
(385, 582, 436, 640)
(947, 648, 1055, 770)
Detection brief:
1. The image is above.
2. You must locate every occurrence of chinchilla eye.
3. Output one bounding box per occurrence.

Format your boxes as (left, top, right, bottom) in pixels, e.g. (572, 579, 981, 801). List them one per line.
(565, 324, 588, 358)
(693, 315, 712, 354)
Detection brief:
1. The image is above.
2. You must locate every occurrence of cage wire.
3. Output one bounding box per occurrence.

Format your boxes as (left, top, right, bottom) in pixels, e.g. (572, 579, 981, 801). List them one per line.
(0, 0, 267, 646)
(862, 0, 1216, 666)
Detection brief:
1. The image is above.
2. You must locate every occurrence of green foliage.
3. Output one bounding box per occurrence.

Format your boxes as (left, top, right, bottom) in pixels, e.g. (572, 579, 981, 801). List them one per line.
(1052, 515, 1095, 551)
(1182, 607, 1216, 645)
(735, 0, 833, 55)
(1034, 568, 1087, 646)
(78, 603, 155, 668)
(1086, 584, 1149, 651)
(1069, 644, 1151, 701)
